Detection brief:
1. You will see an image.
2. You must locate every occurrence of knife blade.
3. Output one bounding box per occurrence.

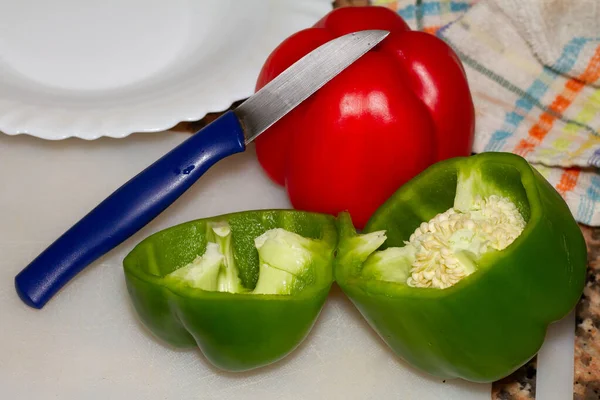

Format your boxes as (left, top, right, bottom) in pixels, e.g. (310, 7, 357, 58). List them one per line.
(15, 29, 390, 309)
(237, 29, 389, 143)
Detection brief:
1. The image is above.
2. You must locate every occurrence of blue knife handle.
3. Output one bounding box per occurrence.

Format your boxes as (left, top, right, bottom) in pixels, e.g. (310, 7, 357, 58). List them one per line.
(15, 110, 246, 309)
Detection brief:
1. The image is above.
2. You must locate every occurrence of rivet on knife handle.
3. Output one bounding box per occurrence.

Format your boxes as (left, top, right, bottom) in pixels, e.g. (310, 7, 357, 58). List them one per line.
(14, 29, 390, 309)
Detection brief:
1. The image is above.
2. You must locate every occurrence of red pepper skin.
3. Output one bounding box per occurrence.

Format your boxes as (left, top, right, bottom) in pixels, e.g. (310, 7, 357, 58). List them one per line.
(255, 6, 475, 228)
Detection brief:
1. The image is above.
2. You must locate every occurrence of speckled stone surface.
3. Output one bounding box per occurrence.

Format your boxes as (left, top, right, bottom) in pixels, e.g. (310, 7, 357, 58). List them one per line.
(491, 358, 536, 400)
(575, 226, 600, 400)
(174, 1, 600, 398)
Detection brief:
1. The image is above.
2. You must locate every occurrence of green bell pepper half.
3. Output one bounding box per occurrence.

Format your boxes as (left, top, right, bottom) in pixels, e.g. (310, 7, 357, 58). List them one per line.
(123, 210, 337, 372)
(334, 152, 587, 382)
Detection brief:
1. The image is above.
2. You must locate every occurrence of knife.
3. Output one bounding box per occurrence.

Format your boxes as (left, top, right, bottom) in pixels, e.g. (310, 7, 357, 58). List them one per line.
(14, 29, 389, 309)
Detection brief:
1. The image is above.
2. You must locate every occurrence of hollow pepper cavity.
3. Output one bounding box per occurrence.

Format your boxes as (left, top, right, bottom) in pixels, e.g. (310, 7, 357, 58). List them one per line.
(334, 152, 587, 382)
(123, 210, 337, 372)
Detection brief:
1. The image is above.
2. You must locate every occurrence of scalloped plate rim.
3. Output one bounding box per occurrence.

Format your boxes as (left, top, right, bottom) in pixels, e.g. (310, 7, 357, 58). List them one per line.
(0, 0, 331, 140)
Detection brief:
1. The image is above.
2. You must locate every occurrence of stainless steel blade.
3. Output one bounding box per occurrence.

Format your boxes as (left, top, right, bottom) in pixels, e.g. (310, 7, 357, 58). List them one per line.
(235, 29, 389, 144)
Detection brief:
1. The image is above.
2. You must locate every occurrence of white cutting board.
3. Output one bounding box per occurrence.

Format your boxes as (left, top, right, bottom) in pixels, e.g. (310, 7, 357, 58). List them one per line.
(0, 132, 572, 399)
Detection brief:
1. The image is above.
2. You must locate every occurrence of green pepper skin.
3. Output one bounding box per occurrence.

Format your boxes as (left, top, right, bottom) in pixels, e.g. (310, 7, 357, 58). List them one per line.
(123, 210, 337, 372)
(334, 152, 587, 382)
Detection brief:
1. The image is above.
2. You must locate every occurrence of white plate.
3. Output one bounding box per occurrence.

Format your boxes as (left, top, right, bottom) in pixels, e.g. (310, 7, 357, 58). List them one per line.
(0, 0, 331, 140)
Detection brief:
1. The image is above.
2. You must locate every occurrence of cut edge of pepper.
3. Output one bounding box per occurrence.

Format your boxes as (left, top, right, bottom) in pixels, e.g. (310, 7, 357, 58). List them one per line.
(337, 152, 544, 299)
(122, 209, 338, 302)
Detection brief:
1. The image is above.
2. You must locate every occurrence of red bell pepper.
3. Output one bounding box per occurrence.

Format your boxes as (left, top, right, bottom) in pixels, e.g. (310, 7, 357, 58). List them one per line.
(254, 6, 475, 228)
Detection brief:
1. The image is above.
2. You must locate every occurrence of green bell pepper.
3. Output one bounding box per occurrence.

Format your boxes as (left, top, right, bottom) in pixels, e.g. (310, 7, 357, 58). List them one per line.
(334, 152, 587, 382)
(123, 210, 337, 372)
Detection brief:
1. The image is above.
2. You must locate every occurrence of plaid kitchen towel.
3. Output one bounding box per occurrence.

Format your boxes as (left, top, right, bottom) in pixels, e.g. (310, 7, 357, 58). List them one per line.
(374, 0, 600, 226)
